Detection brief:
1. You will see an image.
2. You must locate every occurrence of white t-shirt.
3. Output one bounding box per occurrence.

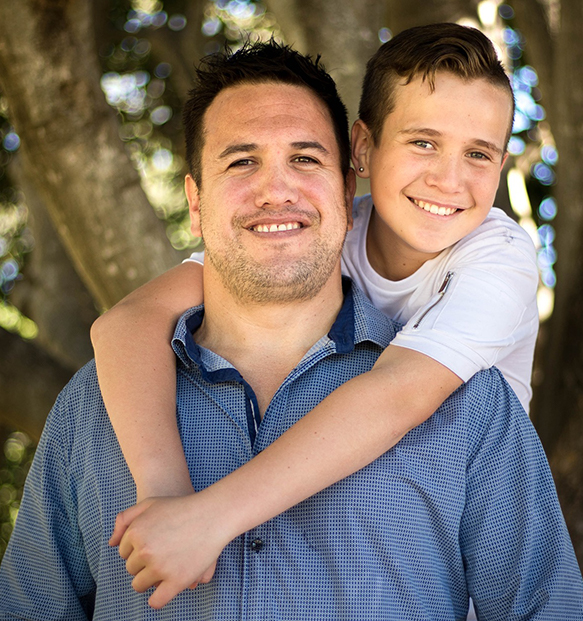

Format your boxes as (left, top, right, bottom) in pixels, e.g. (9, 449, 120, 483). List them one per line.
(341, 195, 539, 411)
(187, 195, 539, 411)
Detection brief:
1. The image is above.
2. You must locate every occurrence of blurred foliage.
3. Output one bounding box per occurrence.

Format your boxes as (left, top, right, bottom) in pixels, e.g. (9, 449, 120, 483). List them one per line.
(0, 96, 33, 305)
(0, 428, 35, 559)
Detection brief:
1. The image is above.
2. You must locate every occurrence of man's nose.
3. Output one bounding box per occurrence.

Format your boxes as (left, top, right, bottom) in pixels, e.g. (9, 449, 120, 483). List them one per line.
(253, 166, 299, 208)
(425, 154, 465, 194)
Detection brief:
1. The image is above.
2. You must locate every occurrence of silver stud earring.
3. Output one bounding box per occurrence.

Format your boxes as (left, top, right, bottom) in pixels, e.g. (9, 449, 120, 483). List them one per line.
(358, 166, 364, 173)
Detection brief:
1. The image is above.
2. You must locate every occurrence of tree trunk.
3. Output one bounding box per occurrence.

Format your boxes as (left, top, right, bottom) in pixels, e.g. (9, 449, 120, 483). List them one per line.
(0, 328, 72, 441)
(527, 0, 583, 565)
(0, 0, 181, 312)
(8, 157, 98, 371)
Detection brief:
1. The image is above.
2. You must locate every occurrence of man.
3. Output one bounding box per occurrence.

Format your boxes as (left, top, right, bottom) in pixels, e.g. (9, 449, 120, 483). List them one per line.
(1, 41, 582, 620)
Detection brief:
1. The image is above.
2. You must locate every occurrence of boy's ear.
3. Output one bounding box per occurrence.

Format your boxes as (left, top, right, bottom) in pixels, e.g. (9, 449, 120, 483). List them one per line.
(351, 120, 373, 178)
(185, 174, 202, 237)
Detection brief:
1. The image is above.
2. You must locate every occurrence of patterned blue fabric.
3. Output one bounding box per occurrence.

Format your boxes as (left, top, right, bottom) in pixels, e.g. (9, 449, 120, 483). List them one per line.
(1, 282, 582, 620)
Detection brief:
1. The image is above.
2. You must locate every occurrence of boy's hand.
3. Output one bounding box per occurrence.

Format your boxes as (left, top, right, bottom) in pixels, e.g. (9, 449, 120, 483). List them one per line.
(111, 494, 229, 609)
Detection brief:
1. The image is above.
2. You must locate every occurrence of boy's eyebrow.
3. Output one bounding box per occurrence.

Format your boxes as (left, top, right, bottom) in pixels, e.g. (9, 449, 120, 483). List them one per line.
(218, 141, 329, 159)
(399, 128, 504, 156)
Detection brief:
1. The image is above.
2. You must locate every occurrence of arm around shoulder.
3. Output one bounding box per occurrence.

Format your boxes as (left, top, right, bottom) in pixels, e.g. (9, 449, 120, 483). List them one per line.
(91, 261, 204, 500)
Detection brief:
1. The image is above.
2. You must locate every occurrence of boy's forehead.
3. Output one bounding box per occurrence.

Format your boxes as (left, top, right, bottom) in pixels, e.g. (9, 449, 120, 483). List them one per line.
(387, 72, 513, 139)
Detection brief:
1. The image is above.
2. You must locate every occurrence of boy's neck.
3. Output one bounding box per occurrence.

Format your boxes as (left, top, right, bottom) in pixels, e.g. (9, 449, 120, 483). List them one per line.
(366, 207, 440, 281)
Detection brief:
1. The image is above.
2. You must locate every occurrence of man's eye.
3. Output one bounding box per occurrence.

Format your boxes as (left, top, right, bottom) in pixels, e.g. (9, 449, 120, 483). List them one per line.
(229, 159, 254, 168)
(294, 155, 319, 164)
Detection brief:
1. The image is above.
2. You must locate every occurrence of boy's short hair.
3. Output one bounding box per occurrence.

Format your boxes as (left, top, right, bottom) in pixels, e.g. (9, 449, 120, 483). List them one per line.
(359, 23, 515, 146)
(183, 39, 350, 187)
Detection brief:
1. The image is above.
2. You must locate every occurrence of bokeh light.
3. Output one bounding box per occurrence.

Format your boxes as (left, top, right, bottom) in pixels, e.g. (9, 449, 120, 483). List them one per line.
(168, 14, 187, 32)
(2, 133, 20, 152)
(538, 197, 557, 221)
(378, 28, 392, 43)
(0, 430, 35, 559)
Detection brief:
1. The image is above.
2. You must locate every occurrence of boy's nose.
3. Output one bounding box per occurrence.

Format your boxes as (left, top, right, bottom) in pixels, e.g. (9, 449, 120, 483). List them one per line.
(425, 154, 465, 194)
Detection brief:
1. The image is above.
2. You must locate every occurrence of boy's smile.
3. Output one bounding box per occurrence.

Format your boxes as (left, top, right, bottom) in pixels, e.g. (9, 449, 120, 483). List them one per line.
(353, 71, 512, 281)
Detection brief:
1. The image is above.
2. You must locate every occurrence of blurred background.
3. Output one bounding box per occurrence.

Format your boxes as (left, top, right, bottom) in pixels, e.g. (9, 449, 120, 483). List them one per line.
(0, 0, 582, 566)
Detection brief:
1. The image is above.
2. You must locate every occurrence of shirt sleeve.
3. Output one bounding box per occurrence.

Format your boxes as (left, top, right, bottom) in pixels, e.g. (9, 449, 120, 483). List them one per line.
(183, 250, 205, 265)
(0, 386, 95, 621)
(391, 217, 539, 383)
(460, 370, 583, 619)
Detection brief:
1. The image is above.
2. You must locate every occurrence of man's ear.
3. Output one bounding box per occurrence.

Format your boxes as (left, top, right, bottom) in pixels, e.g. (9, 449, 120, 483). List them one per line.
(500, 151, 509, 170)
(351, 120, 373, 178)
(185, 174, 202, 237)
(345, 168, 356, 231)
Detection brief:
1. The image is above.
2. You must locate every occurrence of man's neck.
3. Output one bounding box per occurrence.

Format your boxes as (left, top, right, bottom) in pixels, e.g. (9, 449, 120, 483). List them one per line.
(194, 267, 345, 415)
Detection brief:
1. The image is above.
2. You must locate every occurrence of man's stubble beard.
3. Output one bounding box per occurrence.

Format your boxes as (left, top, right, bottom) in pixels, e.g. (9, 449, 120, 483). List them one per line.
(201, 205, 348, 305)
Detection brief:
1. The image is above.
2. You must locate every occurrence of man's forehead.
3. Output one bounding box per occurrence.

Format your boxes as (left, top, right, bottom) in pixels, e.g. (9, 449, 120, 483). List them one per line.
(202, 82, 338, 152)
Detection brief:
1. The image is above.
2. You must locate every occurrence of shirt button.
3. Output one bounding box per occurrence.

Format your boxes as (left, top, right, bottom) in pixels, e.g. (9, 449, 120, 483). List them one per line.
(250, 538, 263, 553)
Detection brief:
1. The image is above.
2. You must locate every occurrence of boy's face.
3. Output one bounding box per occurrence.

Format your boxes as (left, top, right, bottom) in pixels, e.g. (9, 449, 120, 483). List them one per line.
(353, 72, 512, 280)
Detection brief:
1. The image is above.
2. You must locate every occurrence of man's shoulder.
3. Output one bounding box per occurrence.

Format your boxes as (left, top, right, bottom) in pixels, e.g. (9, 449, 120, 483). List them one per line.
(442, 365, 529, 443)
(49, 360, 105, 424)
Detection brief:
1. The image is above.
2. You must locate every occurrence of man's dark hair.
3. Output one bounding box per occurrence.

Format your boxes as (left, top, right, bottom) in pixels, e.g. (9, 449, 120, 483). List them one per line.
(359, 23, 515, 146)
(183, 39, 350, 187)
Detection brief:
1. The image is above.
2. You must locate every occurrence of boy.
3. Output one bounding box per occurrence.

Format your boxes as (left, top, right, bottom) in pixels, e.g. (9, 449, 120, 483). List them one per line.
(93, 23, 538, 607)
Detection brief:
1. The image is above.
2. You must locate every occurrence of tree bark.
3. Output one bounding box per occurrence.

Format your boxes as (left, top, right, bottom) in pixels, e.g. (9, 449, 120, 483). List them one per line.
(525, 0, 583, 564)
(0, 328, 72, 441)
(267, 0, 386, 124)
(0, 0, 181, 312)
(8, 157, 98, 371)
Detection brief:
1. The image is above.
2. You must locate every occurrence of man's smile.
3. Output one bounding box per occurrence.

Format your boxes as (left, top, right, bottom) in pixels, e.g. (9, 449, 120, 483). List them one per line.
(250, 222, 304, 233)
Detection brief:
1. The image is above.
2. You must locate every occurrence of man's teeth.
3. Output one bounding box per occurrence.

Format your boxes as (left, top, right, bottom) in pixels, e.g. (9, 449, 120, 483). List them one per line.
(253, 222, 302, 232)
(415, 200, 457, 216)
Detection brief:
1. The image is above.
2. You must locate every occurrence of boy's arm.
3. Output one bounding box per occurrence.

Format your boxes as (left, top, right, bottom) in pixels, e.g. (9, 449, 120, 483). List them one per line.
(91, 261, 203, 500)
(114, 345, 462, 608)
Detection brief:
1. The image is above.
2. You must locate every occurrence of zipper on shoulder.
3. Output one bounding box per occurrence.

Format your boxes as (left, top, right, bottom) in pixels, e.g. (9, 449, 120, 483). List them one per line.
(412, 271, 455, 329)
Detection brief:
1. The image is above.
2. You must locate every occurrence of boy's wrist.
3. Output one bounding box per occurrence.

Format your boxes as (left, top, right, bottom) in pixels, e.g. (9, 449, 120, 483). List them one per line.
(134, 466, 195, 502)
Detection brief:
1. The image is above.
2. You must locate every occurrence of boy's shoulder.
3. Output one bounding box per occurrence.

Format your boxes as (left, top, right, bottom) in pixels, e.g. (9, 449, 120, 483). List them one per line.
(451, 207, 537, 266)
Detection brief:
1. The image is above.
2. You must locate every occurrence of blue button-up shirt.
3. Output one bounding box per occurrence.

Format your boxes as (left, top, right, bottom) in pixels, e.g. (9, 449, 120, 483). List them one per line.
(1, 282, 582, 620)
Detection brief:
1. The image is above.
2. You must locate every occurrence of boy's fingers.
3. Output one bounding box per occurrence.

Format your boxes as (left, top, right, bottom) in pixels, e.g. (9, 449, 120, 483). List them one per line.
(148, 580, 183, 609)
(199, 560, 217, 583)
(109, 500, 154, 547)
(131, 568, 159, 594)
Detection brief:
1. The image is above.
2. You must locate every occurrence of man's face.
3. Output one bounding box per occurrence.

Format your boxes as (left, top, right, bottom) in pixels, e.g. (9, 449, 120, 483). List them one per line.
(353, 72, 512, 280)
(186, 82, 354, 303)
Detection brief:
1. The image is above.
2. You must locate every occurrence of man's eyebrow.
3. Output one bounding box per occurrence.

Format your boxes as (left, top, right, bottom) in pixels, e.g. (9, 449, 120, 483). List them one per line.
(399, 128, 504, 156)
(218, 143, 258, 159)
(218, 141, 330, 159)
(291, 141, 329, 154)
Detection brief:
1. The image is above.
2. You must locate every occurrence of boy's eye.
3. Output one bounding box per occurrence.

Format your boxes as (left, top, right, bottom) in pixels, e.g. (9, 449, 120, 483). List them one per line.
(468, 151, 491, 161)
(412, 140, 434, 150)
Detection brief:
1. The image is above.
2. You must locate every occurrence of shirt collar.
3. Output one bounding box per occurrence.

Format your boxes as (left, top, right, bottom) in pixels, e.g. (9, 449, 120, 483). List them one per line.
(172, 277, 396, 371)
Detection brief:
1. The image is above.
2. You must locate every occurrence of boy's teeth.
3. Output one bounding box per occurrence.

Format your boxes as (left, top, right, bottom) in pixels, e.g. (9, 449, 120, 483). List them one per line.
(415, 200, 457, 216)
(253, 222, 301, 232)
